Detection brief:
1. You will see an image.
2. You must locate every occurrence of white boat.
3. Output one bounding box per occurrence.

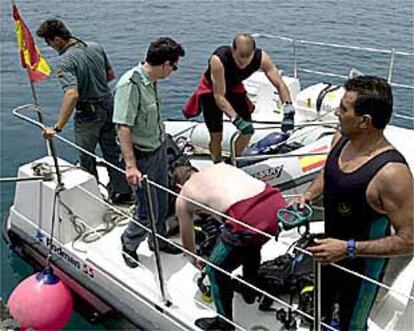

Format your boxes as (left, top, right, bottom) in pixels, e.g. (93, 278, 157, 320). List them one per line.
(3, 35, 414, 330)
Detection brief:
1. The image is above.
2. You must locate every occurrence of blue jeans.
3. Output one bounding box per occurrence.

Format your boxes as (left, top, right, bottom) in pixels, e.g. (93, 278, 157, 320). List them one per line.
(74, 94, 130, 196)
(121, 142, 168, 251)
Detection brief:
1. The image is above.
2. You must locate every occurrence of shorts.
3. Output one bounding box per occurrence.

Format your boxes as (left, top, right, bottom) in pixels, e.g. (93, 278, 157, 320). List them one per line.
(201, 92, 252, 133)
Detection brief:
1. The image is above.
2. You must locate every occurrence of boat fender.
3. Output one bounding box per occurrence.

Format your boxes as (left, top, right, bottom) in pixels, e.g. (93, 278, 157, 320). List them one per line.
(8, 267, 73, 330)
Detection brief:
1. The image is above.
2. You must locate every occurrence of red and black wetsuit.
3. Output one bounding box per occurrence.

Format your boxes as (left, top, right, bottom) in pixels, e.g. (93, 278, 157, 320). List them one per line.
(322, 136, 407, 330)
(204, 46, 262, 89)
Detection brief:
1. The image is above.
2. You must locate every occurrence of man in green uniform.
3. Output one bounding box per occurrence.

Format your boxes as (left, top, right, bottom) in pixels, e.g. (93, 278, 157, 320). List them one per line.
(37, 19, 131, 203)
(113, 37, 185, 268)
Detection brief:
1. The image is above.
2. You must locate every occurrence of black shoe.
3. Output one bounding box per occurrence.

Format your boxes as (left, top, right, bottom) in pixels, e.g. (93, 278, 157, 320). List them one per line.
(121, 236, 139, 268)
(194, 317, 235, 330)
(111, 192, 134, 205)
(148, 239, 182, 255)
(233, 279, 256, 304)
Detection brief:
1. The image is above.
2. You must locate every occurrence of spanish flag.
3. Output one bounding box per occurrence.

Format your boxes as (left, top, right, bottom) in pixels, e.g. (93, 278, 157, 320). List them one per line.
(12, 5, 51, 82)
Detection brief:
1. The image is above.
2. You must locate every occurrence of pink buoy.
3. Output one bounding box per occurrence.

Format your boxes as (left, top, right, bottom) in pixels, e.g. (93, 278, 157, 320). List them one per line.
(8, 267, 73, 330)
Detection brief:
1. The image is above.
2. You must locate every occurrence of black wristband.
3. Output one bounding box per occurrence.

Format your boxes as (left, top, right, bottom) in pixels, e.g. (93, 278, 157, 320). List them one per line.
(54, 124, 62, 133)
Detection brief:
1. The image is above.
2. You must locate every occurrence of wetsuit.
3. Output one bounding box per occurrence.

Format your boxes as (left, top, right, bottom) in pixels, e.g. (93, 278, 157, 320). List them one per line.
(201, 46, 262, 132)
(205, 184, 286, 323)
(322, 136, 408, 330)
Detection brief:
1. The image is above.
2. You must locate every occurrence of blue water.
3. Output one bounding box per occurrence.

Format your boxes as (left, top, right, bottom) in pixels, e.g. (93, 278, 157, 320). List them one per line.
(1, 0, 413, 329)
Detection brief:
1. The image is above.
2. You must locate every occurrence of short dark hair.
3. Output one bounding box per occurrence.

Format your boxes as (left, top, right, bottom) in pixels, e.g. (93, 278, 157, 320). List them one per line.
(344, 76, 393, 129)
(171, 165, 198, 188)
(145, 37, 185, 66)
(36, 19, 72, 41)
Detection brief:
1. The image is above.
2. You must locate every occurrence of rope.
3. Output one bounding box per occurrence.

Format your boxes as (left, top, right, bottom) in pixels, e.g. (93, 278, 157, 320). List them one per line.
(46, 185, 63, 265)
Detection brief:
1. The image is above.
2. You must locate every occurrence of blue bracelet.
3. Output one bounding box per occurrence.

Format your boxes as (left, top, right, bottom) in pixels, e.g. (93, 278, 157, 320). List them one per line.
(347, 239, 357, 259)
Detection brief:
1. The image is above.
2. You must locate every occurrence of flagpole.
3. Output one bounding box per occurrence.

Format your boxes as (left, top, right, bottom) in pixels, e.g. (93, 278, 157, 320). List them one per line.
(27, 71, 63, 186)
(12, 0, 62, 185)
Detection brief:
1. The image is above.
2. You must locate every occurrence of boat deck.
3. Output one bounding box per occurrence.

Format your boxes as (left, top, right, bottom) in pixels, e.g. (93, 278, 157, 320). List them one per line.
(68, 216, 316, 330)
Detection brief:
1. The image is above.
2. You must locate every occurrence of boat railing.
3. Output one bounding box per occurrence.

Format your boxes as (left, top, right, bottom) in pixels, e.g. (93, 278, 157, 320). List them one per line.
(251, 33, 414, 90)
(12, 101, 413, 330)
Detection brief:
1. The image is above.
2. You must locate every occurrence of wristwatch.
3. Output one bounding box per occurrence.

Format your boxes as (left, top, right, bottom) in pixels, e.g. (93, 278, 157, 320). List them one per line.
(347, 239, 357, 259)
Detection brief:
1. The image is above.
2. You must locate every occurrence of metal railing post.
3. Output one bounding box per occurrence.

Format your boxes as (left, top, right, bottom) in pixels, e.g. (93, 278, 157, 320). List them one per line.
(143, 175, 167, 303)
(293, 38, 298, 78)
(387, 48, 395, 84)
(313, 260, 322, 331)
(229, 131, 239, 166)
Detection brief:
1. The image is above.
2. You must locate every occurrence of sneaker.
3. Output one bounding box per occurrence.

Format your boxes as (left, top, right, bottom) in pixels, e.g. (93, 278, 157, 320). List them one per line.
(111, 192, 134, 205)
(148, 238, 182, 255)
(121, 236, 139, 268)
(194, 316, 235, 330)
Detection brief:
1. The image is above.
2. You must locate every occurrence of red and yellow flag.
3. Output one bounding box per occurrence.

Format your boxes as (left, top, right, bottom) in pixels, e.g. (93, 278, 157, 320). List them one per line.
(12, 5, 51, 82)
(299, 145, 329, 173)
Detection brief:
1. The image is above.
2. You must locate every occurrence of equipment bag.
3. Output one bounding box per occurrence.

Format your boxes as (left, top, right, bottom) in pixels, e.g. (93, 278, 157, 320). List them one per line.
(257, 233, 323, 312)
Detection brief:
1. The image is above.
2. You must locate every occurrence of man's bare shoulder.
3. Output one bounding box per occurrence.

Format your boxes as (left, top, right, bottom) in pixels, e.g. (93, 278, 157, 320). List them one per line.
(210, 55, 223, 68)
(373, 161, 413, 195)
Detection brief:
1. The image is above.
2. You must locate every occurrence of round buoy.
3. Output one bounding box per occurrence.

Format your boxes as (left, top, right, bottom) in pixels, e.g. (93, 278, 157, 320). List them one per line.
(8, 267, 73, 330)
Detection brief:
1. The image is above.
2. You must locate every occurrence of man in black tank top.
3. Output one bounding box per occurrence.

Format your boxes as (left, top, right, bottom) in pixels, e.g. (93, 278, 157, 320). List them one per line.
(293, 76, 413, 330)
(187, 33, 294, 163)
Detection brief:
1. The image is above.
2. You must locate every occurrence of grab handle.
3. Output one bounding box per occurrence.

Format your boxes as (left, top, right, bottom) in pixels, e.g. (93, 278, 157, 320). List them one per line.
(277, 204, 313, 231)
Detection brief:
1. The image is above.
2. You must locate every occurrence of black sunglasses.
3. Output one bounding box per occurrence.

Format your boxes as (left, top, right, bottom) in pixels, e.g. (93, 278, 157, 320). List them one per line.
(171, 63, 178, 71)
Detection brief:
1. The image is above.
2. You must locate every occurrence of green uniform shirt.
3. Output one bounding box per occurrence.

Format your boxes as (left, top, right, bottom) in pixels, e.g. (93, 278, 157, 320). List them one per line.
(57, 41, 111, 102)
(113, 63, 165, 152)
